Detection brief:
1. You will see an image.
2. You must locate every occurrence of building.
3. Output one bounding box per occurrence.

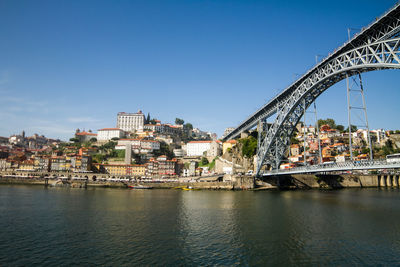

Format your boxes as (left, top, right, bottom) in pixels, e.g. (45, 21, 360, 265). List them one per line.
(223, 140, 237, 154)
(97, 128, 125, 142)
(186, 141, 212, 157)
(93, 163, 146, 177)
(35, 157, 51, 172)
(117, 111, 145, 132)
(75, 129, 97, 142)
(173, 149, 185, 157)
(116, 139, 160, 152)
(0, 136, 8, 145)
(222, 127, 235, 139)
(145, 156, 178, 178)
(0, 159, 11, 170)
(206, 141, 222, 157)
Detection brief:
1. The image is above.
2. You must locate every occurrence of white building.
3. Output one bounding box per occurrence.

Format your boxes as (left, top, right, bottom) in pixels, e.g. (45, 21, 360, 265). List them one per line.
(222, 127, 235, 138)
(116, 111, 145, 132)
(116, 139, 160, 152)
(97, 128, 125, 142)
(186, 141, 212, 157)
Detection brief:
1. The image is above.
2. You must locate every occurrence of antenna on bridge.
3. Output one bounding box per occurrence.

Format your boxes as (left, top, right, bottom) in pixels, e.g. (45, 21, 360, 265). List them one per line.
(346, 28, 373, 162)
(346, 73, 374, 161)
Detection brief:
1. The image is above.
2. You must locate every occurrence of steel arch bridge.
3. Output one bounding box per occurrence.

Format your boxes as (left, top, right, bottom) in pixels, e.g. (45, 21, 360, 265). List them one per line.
(223, 3, 400, 177)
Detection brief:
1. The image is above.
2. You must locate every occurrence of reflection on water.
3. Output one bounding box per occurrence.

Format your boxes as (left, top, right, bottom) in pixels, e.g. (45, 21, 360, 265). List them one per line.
(0, 186, 400, 265)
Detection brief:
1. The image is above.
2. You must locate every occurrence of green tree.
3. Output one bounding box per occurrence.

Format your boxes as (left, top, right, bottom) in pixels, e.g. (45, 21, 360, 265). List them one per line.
(336, 125, 345, 132)
(184, 123, 193, 130)
(111, 137, 120, 141)
(200, 157, 209, 166)
(146, 113, 151, 124)
(155, 141, 174, 159)
(92, 154, 106, 163)
(175, 118, 185, 125)
(240, 136, 258, 158)
(69, 137, 80, 143)
(345, 125, 357, 132)
(90, 137, 97, 142)
(318, 118, 336, 129)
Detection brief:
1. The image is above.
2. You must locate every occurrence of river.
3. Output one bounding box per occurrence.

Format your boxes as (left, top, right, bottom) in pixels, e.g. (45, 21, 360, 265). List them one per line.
(0, 185, 399, 266)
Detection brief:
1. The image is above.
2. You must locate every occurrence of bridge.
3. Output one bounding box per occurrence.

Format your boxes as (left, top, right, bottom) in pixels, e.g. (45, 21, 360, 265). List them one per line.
(224, 3, 400, 177)
(263, 160, 400, 176)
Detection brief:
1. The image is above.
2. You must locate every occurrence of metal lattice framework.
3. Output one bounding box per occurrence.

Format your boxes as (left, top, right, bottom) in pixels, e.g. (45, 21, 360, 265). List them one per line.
(222, 3, 400, 177)
(257, 37, 400, 175)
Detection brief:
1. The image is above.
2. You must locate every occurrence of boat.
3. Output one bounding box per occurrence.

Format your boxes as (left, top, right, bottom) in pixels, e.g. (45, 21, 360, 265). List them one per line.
(181, 186, 199, 191)
(128, 185, 153, 189)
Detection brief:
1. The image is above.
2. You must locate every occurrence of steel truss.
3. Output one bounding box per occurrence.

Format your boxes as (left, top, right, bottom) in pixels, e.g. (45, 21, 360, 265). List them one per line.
(256, 37, 400, 176)
(224, 3, 400, 142)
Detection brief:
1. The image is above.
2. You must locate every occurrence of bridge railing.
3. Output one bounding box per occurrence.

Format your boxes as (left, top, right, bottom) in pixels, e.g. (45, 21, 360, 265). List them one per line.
(262, 160, 400, 176)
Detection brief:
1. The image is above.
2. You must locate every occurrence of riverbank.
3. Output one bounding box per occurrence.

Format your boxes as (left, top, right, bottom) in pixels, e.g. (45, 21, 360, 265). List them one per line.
(263, 174, 400, 189)
(0, 176, 256, 190)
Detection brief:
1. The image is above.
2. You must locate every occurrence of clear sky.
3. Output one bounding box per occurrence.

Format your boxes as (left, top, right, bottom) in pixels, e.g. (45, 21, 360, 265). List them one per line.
(0, 0, 398, 140)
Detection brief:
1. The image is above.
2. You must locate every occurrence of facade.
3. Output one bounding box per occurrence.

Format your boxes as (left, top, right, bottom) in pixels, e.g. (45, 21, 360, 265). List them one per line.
(35, 157, 51, 172)
(186, 141, 212, 157)
(145, 156, 178, 178)
(117, 111, 145, 132)
(0, 159, 11, 170)
(75, 130, 97, 142)
(116, 139, 160, 152)
(173, 149, 185, 157)
(222, 140, 237, 154)
(222, 127, 235, 138)
(94, 164, 146, 176)
(97, 128, 125, 142)
(207, 141, 222, 157)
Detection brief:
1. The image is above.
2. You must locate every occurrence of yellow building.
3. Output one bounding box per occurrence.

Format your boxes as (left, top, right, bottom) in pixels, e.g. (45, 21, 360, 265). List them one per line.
(131, 165, 146, 176)
(223, 140, 237, 154)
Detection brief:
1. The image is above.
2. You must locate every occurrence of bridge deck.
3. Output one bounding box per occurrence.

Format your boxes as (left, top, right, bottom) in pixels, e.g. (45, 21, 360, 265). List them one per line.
(261, 160, 400, 176)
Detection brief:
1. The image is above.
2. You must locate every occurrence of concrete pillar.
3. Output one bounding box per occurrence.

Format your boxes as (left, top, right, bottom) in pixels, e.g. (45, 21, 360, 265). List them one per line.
(378, 175, 381, 187)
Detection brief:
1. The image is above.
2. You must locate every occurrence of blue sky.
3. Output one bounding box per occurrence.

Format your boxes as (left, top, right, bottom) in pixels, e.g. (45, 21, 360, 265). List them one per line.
(0, 0, 398, 140)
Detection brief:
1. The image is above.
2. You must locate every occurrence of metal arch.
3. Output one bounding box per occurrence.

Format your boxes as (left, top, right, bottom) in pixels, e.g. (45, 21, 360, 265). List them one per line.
(256, 38, 400, 176)
(223, 3, 400, 142)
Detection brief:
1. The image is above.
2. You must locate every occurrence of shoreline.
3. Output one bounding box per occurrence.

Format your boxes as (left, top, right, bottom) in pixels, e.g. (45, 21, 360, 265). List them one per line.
(1, 173, 399, 190)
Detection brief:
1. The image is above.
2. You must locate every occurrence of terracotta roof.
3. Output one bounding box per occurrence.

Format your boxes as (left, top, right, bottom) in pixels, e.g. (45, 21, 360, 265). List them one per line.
(76, 131, 97, 136)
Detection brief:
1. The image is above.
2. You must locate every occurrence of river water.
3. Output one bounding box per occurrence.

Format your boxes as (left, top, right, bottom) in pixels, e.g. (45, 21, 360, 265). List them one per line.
(0, 185, 400, 266)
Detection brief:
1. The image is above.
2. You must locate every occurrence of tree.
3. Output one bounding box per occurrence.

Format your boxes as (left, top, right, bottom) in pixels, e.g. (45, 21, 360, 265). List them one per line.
(69, 138, 80, 143)
(155, 141, 174, 159)
(336, 125, 345, 132)
(318, 118, 336, 129)
(240, 136, 258, 158)
(90, 138, 97, 142)
(175, 118, 184, 125)
(111, 137, 120, 141)
(146, 113, 151, 124)
(200, 157, 209, 166)
(184, 123, 193, 130)
(345, 125, 358, 132)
